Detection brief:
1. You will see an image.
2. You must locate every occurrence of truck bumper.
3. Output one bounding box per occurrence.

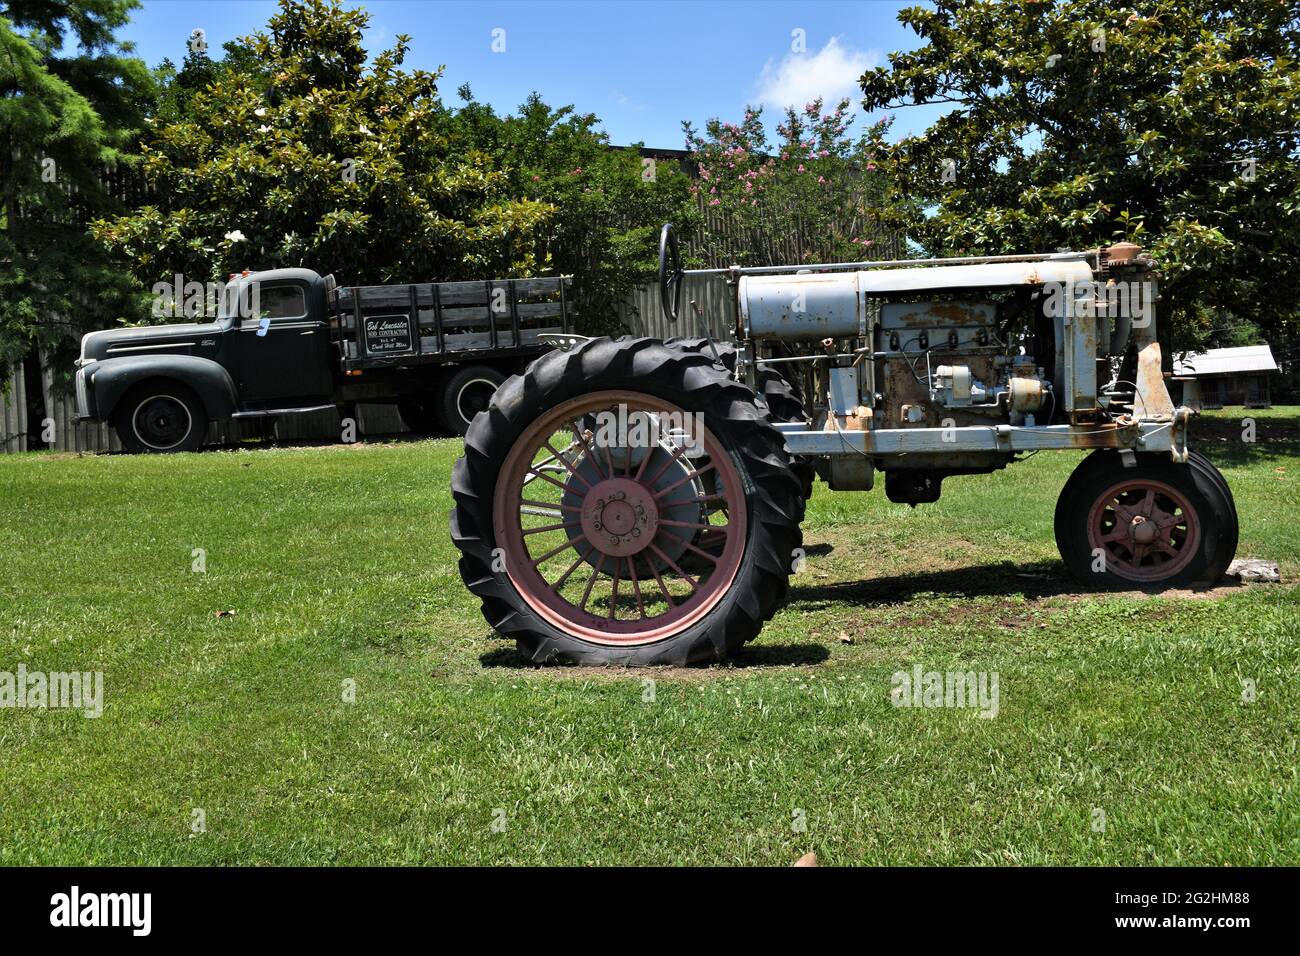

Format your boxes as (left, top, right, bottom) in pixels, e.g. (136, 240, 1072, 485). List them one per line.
(74, 366, 98, 420)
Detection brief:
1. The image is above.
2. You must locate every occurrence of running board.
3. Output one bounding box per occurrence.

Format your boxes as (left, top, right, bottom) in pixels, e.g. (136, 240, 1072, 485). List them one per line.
(231, 404, 336, 419)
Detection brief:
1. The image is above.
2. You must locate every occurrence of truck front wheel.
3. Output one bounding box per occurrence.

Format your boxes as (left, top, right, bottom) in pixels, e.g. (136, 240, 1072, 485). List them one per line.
(114, 382, 208, 453)
(441, 365, 505, 437)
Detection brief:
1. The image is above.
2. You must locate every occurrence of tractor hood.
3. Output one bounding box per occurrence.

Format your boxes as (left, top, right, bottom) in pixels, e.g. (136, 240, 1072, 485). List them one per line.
(78, 321, 221, 364)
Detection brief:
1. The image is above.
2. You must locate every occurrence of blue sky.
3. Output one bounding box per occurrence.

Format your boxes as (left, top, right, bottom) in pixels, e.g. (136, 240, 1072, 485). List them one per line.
(119, 0, 945, 147)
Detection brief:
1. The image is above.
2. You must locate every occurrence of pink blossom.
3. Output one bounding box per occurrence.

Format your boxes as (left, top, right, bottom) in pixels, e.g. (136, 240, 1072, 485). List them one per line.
(709, 198, 721, 206)
(797, 164, 805, 173)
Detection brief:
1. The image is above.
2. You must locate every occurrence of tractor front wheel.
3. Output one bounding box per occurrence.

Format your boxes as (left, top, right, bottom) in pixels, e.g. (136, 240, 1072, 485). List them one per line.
(1055, 450, 1237, 589)
(450, 337, 804, 665)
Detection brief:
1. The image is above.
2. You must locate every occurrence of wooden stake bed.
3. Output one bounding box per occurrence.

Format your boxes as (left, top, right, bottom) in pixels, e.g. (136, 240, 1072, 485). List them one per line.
(328, 276, 575, 370)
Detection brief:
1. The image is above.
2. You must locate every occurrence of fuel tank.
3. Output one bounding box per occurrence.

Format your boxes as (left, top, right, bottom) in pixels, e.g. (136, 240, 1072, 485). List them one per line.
(739, 272, 867, 340)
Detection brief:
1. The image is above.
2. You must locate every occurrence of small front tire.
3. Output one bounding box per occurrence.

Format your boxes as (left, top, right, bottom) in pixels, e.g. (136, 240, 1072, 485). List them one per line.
(1055, 450, 1237, 589)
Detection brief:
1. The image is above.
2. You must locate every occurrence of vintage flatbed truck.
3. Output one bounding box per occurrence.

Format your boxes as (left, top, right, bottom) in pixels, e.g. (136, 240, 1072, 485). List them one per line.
(73, 269, 575, 451)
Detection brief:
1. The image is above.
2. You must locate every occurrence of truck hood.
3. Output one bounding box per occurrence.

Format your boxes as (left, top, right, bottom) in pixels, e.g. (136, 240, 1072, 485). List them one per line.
(79, 322, 220, 363)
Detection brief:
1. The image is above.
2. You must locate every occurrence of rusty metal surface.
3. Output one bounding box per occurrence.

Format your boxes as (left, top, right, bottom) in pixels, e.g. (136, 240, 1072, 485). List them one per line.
(783, 419, 1167, 457)
(1133, 341, 1175, 421)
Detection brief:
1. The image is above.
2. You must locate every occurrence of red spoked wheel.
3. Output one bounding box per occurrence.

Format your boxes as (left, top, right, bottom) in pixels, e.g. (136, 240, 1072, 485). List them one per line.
(452, 337, 803, 665)
(1056, 450, 1237, 589)
(494, 391, 746, 644)
(1086, 478, 1199, 582)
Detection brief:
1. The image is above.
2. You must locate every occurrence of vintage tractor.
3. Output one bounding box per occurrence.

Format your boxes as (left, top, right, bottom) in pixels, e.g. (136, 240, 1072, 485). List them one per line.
(450, 226, 1237, 665)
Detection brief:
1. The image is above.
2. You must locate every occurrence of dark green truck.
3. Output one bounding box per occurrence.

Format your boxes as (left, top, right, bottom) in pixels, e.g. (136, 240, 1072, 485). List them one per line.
(74, 268, 575, 452)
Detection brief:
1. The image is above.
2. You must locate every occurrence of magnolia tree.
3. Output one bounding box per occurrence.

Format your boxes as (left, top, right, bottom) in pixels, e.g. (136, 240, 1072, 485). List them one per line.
(682, 99, 900, 266)
(859, 0, 1300, 349)
(94, 0, 554, 302)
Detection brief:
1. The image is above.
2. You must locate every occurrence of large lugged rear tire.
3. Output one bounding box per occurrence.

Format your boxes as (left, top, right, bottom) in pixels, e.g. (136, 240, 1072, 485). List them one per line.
(450, 337, 804, 665)
(1055, 450, 1237, 589)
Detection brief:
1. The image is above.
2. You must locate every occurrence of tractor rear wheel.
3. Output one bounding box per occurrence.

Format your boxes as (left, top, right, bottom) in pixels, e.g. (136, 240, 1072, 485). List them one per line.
(1055, 450, 1237, 589)
(660, 338, 814, 500)
(450, 337, 804, 665)
(754, 368, 815, 501)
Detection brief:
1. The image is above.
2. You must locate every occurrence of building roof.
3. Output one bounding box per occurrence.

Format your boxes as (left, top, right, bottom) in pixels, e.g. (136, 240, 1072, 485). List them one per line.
(1173, 344, 1279, 377)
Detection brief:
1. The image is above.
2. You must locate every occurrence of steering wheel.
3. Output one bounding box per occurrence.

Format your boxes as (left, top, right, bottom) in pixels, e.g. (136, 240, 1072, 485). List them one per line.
(658, 223, 684, 324)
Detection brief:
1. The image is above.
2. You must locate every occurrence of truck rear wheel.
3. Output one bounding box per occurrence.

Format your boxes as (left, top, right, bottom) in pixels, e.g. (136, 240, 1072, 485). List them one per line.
(1055, 450, 1237, 589)
(441, 365, 505, 437)
(450, 337, 804, 665)
(114, 382, 208, 454)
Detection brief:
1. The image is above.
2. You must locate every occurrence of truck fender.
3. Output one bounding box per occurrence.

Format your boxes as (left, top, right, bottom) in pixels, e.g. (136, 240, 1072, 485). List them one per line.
(90, 355, 238, 423)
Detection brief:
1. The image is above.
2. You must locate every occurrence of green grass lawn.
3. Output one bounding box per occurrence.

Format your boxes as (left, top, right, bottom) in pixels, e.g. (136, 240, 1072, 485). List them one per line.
(1, 408, 1297, 865)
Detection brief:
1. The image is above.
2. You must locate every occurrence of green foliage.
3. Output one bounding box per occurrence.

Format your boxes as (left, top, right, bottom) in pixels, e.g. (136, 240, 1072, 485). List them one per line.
(682, 100, 900, 266)
(0, 0, 155, 379)
(448, 88, 700, 335)
(94, 0, 556, 299)
(860, 0, 1300, 351)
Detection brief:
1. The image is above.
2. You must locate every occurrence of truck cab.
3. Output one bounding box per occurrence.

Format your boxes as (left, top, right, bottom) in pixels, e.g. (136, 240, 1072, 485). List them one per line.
(75, 268, 337, 452)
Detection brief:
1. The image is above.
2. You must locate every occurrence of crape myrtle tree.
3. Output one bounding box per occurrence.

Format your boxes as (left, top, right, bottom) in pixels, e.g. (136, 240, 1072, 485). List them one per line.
(0, 0, 154, 386)
(682, 99, 903, 266)
(94, 0, 555, 302)
(448, 87, 700, 335)
(858, 0, 1300, 351)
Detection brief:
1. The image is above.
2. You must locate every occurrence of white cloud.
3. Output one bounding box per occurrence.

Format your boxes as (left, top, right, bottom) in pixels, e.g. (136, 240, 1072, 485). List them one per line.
(753, 36, 877, 112)
(610, 89, 648, 112)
